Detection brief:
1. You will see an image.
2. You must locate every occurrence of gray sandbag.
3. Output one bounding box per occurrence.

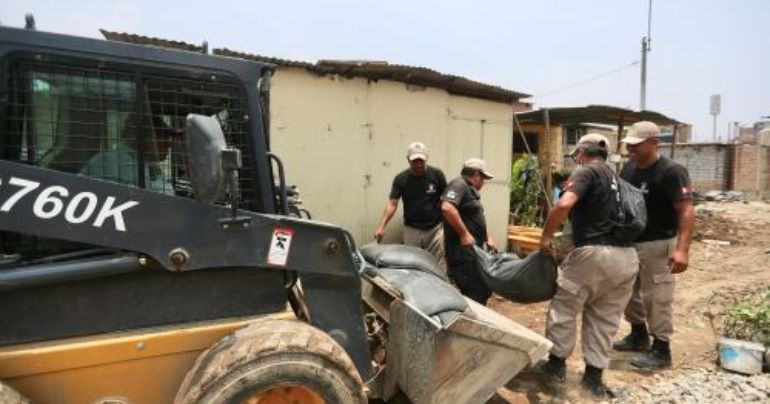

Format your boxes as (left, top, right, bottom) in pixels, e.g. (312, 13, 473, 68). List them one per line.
(360, 243, 448, 282)
(473, 246, 557, 303)
(375, 267, 467, 326)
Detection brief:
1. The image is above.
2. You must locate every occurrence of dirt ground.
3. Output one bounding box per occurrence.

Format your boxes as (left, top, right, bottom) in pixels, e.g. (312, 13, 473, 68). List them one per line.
(486, 200, 770, 403)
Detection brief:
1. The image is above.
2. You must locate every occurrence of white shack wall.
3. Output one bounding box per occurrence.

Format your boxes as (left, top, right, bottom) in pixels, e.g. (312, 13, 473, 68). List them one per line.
(269, 67, 513, 249)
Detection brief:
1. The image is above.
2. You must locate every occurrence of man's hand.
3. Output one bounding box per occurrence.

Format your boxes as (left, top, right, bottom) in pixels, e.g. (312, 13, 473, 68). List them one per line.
(540, 191, 578, 257)
(486, 238, 498, 253)
(668, 249, 689, 274)
(373, 226, 385, 242)
(443, 200, 476, 249)
(671, 198, 694, 275)
(374, 199, 398, 243)
(540, 235, 555, 256)
(461, 232, 476, 248)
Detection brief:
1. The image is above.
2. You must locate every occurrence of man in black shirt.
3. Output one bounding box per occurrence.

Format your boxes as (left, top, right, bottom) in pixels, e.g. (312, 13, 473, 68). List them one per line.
(536, 134, 639, 398)
(374, 142, 447, 270)
(441, 158, 496, 305)
(613, 121, 695, 370)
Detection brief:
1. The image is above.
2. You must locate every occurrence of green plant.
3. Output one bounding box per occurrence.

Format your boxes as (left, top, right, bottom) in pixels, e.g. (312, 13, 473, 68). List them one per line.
(705, 286, 770, 346)
(509, 154, 541, 226)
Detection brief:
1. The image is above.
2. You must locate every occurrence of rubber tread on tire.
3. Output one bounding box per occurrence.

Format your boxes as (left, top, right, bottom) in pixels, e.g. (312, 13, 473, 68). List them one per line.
(174, 319, 366, 404)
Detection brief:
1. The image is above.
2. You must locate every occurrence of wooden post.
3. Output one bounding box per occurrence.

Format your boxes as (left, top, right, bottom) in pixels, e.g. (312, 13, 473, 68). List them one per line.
(670, 124, 678, 160)
(544, 109, 553, 208)
(616, 117, 625, 172)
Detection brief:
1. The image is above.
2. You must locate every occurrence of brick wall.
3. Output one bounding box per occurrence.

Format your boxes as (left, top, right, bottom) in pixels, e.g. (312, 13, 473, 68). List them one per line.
(730, 145, 770, 195)
(731, 145, 759, 192)
(659, 144, 730, 192)
(656, 144, 770, 196)
(763, 147, 770, 193)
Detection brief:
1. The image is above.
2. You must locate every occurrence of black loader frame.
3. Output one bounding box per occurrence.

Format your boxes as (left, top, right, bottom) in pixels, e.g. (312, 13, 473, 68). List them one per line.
(0, 26, 371, 379)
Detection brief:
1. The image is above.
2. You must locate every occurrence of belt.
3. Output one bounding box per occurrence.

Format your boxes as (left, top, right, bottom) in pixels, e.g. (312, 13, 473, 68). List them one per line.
(405, 221, 441, 230)
(574, 235, 631, 248)
(635, 231, 677, 243)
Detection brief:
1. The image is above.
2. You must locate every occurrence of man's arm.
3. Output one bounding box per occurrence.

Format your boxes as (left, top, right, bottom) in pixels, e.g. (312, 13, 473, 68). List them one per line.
(540, 191, 579, 255)
(661, 164, 695, 274)
(373, 199, 399, 241)
(442, 200, 475, 247)
(669, 199, 694, 274)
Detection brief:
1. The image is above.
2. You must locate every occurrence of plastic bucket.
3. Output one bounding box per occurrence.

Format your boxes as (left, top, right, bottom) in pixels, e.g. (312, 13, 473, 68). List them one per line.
(718, 337, 765, 375)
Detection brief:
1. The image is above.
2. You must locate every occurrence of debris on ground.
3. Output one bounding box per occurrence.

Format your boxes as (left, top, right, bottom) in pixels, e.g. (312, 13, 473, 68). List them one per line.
(693, 207, 747, 244)
(696, 190, 747, 203)
(701, 239, 732, 246)
(613, 368, 770, 404)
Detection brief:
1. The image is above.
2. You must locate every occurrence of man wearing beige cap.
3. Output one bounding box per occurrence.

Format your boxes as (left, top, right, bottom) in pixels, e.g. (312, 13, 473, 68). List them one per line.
(535, 134, 639, 398)
(613, 121, 695, 370)
(374, 142, 447, 270)
(441, 158, 496, 304)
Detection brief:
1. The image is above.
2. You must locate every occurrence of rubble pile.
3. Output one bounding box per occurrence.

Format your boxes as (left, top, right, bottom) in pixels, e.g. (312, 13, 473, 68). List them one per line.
(694, 209, 745, 245)
(695, 190, 747, 203)
(614, 368, 770, 403)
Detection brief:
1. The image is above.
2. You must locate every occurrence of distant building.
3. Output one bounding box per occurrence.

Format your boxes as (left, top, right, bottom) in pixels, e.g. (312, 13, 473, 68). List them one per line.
(754, 117, 770, 132)
(662, 124, 692, 143)
(733, 117, 770, 145)
(758, 128, 770, 146)
(515, 105, 682, 170)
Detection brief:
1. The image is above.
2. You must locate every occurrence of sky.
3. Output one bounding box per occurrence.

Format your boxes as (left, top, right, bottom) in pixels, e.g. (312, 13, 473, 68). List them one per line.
(2, 0, 768, 142)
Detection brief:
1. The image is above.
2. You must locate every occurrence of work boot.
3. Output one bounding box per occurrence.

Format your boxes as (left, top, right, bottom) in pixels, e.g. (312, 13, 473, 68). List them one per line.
(581, 365, 615, 399)
(613, 322, 651, 352)
(531, 354, 566, 384)
(631, 338, 672, 369)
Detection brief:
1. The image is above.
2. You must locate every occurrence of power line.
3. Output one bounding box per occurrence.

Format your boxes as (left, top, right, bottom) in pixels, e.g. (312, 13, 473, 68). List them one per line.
(532, 60, 640, 99)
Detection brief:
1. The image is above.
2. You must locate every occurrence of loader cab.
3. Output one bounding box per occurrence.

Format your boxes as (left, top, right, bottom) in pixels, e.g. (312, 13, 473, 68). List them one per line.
(0, 26, 277, 261)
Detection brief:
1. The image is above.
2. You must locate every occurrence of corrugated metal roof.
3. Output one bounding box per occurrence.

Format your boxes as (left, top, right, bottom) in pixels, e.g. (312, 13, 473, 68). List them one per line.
(98, 30, 529, 103)
(100, 29, 204, 52)
(515, 105, 683, 126)
(214, 49, 530, 103)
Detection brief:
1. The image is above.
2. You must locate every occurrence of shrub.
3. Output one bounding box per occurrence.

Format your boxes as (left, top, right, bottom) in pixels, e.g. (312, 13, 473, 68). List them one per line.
(510, 154, 541, 227)
(705, 286, 770, 346)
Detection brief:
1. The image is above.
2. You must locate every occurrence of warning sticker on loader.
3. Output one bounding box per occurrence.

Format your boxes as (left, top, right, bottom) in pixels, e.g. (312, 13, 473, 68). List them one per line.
(267, 226, 294, 266)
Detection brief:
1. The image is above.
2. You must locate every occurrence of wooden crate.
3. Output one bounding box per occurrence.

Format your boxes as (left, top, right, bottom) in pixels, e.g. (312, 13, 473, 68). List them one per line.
(507, 226, 542, 256)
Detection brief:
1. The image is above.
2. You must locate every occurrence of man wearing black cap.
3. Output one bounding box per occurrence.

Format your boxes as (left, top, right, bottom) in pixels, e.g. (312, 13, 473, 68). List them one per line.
(613, 121, 695, 370)
(535, 134, 639, 398)
(441, 158, 496, 305)
(374, 142, 447, 270)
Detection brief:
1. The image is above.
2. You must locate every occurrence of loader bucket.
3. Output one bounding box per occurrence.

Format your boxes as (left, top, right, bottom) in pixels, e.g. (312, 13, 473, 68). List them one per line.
(381, 297, 552, 404)
(361, 266, 552, 404)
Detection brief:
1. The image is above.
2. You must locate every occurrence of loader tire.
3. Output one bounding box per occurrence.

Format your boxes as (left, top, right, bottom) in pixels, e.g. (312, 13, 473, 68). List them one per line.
(0, 381, 29, 404)
(174, 319, 366, 404)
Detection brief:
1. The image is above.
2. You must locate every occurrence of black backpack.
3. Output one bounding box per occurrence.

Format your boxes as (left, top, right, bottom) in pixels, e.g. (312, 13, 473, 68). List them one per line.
(610, 174, 647, 242)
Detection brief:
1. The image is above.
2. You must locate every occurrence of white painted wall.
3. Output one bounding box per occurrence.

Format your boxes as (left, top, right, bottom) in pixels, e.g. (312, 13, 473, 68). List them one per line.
(269, 67, 513, 249)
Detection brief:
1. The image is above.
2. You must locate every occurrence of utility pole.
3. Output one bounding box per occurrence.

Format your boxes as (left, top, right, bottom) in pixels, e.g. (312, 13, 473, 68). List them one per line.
(640, 36, 648, 110)
(640, 0, 652, 110)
